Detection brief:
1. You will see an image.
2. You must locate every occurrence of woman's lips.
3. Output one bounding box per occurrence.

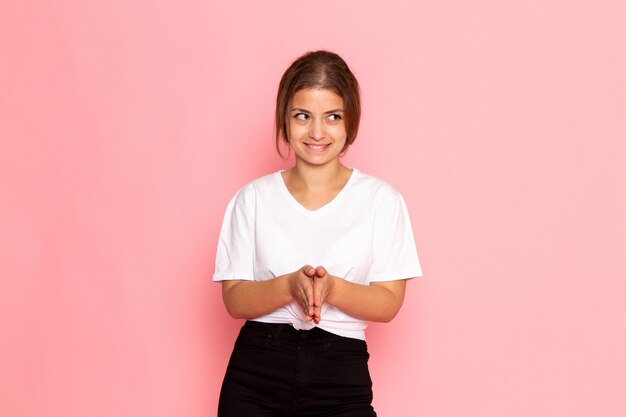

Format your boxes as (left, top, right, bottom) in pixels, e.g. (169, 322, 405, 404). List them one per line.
(305, 143, 330, 152)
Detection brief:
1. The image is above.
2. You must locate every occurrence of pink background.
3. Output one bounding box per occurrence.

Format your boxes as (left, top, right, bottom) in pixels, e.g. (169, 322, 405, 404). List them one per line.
(1, 1, 625, 416)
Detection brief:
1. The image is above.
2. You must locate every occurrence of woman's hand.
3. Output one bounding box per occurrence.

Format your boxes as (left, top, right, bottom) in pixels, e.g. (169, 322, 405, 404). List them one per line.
(312, 266, 335, 324)
(289, 265, 317, 321)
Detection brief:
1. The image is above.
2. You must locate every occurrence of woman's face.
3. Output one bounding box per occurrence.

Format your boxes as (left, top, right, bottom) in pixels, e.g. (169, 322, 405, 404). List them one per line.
(287, 88, 347, 167)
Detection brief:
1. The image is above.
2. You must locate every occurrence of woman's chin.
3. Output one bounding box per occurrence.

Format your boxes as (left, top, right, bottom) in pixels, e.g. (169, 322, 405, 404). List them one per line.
(296, 155, 341, 167)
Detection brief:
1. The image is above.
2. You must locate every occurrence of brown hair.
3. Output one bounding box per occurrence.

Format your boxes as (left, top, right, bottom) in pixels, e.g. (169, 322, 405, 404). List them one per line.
(275, 50, 361, 157)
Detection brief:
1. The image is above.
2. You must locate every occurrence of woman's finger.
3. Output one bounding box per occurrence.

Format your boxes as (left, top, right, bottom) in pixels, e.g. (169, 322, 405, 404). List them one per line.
(315, 266, 327, 278)
(313, 305, 322, 324)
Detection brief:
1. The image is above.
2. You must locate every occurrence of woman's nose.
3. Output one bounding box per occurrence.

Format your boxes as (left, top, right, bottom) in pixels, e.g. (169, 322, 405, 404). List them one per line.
(308, 120, 325, 141)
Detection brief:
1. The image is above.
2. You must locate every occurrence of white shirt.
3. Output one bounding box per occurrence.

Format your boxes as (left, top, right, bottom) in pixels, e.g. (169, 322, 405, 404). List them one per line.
(213, 168, 422, 340)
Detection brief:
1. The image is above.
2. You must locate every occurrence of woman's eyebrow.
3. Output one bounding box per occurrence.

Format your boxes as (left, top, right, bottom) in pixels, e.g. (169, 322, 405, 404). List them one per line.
(290, 108, 345, 114)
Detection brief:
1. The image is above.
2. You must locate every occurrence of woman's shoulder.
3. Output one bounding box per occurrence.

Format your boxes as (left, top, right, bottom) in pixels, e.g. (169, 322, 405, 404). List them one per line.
(241, 171, 280, 191)
(350, 168, 402, 201)
(229, 171, 282, 202)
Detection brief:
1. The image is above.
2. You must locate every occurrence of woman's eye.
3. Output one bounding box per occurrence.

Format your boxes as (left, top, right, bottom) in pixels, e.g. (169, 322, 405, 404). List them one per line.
(328, 114, 342, 121)
(294, 113, 309, 120)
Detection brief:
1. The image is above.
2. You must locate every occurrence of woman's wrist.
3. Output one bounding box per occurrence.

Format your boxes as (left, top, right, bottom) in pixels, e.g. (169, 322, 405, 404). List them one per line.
(282, 272, 297, 303)
(324, 274, 340, 305)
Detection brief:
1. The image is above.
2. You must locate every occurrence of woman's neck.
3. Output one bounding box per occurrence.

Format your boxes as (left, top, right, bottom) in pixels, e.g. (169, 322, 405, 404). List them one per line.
(286, 159, 351, 192)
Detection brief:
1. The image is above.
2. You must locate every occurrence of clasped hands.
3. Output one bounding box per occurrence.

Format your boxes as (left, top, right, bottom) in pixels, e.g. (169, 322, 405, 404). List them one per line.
(289, 265, 335, 324)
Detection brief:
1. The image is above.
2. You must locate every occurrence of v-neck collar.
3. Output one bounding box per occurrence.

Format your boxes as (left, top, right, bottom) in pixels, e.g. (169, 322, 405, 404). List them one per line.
(276, 168, 358, 217)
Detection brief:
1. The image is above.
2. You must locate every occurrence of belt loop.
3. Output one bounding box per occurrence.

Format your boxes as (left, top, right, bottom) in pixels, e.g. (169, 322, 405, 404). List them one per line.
(274, 324, 285, 340)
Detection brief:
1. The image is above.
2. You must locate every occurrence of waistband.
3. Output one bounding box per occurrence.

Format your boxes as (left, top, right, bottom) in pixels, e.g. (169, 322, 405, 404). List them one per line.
(243, 320, 366, 346)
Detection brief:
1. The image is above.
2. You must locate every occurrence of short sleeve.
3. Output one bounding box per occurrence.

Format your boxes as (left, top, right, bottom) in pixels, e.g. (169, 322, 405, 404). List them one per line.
(213, 185, 256, 282)
(367, 190, 422, 282)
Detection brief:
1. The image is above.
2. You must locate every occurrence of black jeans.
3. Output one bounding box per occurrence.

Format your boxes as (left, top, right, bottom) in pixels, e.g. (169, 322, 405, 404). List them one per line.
(218, 321, 377, 417)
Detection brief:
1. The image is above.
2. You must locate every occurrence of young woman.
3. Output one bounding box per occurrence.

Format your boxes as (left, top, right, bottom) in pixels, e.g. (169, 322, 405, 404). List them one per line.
(214, 50, 422, 417)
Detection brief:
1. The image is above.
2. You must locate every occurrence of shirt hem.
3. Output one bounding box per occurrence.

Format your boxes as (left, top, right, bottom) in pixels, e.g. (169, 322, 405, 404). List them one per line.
(213, 271, 255, 281)
(368, 269, 423, 282)
(250, 318, 367, 341)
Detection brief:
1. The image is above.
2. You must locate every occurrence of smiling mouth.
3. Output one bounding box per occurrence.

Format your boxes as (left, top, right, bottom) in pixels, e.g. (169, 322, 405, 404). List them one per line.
(305, 143, 331, 151)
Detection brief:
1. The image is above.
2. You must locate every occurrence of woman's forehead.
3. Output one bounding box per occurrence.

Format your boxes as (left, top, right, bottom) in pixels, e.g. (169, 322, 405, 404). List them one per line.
(291, 88, 344, 108)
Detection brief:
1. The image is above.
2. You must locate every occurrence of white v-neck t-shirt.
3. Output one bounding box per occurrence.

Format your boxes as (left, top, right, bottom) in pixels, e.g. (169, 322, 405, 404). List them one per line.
(213, 168, 422, 340)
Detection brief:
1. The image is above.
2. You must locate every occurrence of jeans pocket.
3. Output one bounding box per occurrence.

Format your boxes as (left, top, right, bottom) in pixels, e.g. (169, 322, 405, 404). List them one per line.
(234, 323, 275, 350)
(329, 340, 370, 364)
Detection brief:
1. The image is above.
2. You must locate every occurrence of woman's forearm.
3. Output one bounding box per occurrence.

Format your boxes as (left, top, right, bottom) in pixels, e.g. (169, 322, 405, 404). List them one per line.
(222, 275, 294, 319)
(222, 269, 407, 323)
(222, 266, 317, 320)
(325, 277, 406, 323)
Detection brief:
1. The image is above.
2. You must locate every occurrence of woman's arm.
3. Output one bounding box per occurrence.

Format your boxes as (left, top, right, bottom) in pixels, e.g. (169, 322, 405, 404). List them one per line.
(312, 267, 407, 323)
(221, 266, 317, 320)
